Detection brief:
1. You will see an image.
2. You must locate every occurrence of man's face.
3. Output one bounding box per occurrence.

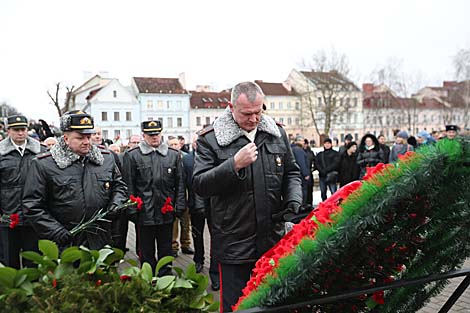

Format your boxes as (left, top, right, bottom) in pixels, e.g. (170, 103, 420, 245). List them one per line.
(230, 93, 264, 132)
(128, 135, 141, 149)
(447, 130, 457, 139)
(64, 131, 91, 156)
(378, 136, 385, 145)
(44, 138, 57, 149)
(8, 127, 27, 145)
(417, 136, 424, 144)
(323, 142, 332, 149)
(143, 133, 161, 148)
(179, 138, 185, 147)
(91, 128, 102, 145)
(168, 138, 180, 150)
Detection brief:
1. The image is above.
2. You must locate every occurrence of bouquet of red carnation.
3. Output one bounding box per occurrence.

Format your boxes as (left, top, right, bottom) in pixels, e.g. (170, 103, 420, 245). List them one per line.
(161, 197, 174, 214)
(0, 213, 20, 229)
(70, 196, 143, 236)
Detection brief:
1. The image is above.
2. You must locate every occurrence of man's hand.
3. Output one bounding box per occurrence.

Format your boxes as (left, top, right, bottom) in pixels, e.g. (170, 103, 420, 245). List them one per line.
(234, 143, 258, 171)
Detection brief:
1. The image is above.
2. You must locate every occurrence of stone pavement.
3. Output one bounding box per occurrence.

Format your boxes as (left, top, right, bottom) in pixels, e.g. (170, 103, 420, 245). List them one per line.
(125, 189, 470, 312)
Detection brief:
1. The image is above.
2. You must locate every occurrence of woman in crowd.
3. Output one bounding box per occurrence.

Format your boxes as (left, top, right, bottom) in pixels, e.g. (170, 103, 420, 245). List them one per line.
(390, 130, 414, 163)
(357, 134, 384, 179)
(338, 141, 360, 187)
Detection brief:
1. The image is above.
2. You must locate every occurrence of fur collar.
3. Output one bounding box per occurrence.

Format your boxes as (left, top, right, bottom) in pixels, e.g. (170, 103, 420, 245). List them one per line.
(50, 137, 104, 169)
(0, 137, 41, 156)
(213, 106, 281, 146)
(139, 141, 168, 156)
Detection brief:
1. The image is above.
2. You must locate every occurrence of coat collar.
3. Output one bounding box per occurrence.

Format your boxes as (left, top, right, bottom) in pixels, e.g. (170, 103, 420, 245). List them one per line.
(139, 141, 168, 156)
(50, 136, 104, 169)
(212, 106, 281, 147)
(0, 136, 41, 156)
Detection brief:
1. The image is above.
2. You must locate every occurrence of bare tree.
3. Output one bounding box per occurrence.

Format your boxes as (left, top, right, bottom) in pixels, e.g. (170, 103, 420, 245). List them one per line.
(453, 48, 470, 129)
(295, 48, 358, 138)
(47, 83, 75, 117)
(0, 101, 22, 118)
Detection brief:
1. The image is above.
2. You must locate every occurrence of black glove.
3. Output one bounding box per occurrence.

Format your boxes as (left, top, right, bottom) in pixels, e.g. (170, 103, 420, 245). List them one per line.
(272, 205, 300, 223)
(128, 213, 139, 224)
(106, 204, 120, 220)
(53, 228, 72, 246)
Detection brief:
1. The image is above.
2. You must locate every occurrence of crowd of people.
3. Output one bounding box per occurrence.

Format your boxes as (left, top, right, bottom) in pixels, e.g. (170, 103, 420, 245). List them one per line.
(0, 80, 464, 312)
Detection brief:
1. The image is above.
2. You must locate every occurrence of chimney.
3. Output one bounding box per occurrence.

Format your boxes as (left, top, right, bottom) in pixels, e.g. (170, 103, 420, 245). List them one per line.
(196, 85, 211, 92)
(282, 81, 292, 92)
(178, 72, 186, 90)
(362, 83, 374, 96)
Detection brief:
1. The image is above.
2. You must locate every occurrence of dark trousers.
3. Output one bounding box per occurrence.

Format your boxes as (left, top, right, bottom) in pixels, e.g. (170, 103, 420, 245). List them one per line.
(319, 176, 337, 201)
(306, 177, 314, 205)
(0, 226, 38, 268)
(111, 211, 128, 251)
(219, 262, 255, 312)
(137, 223, 173, 276)
(190, 211, 219, 284)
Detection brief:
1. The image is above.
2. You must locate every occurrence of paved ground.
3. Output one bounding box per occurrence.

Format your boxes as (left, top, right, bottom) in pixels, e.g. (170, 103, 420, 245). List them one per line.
(125, 188, 470, 312)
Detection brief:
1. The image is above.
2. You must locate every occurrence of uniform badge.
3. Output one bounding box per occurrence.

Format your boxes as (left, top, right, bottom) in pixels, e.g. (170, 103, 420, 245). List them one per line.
(168, 168, 172, 174)
(104, 182, 110, 190)
(276, 156, 282, 167)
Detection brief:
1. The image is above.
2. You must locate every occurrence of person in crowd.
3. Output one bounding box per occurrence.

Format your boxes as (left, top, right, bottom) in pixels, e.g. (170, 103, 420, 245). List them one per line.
(0, 133, 3, 141)
(178, 135, 190, 153)
(291, 135, 310, 205)
(108, 143, 121, 154)
(445, 125, 459, 140)
(407, 136, 418, 150)
(91, 127, 106, 146)
(23, 111, 127, 250)
(167, 136, 193, 257)
(431, 130, 440, 142)
(377, 135, 390, 163)
(43, 136, 58, 150)
(315, 138, 340, 201)
(123, 120, 185, 276)
(338, 141, 360, 187)
(357, 133, 384, 178)
(389, 130, 414, 163)
(0, 115, 46, 268)
(416, 130, 436, 147)
(303, 138, 316, 205)
(339, 133, 353, 155)
(127, 135, 141, 150)
(193, 81, 302, 312)
(184, 134, 219, 290)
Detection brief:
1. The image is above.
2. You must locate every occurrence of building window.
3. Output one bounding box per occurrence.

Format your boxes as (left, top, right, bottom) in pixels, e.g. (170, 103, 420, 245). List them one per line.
(287, 117, 292, 125)
(167, 117, 173, 128)
(279, 117, 284, 124)
(196, 116, 201, 126)
(287, 102, 292, 109)
(102, 130, 108, 139)
(158, 117, 163, 125)
(114, 129, 120, 140)
(113, 90, 117, 98)
(295, 118, 300, 125)
(279, 102, 283, 110)
(167, 100, 171, 109)
(177, 118, 182, 127)
(353, 98, 358, 107)
(126, 129, 132, 140)
(354, 133, 359, 141)
(147, 100, 153, 109)
(114, 112, 120, 121)
(157, 100, 163, 109)
(318, 97, 322, 106)
(270, 102, 275, 110)
(295, 102, 300, 110)
(176, 100, 182, 110)
(205, 116, 210, 126)
(148, 116, 153, 121)
(101, 112, 108, 121)
(126, 112, 132, 121)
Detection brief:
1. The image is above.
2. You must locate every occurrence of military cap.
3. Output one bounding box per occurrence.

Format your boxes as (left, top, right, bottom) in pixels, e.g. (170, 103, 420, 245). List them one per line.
(445, 125, 459, 132)
(60, 110, 95, 134)
(141, 120, 162, 135)
(7, 115, 28, 129)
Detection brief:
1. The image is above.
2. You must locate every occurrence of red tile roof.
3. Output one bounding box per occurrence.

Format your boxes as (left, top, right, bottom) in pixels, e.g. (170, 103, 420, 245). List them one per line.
(300, 70, 360, 91)
(254, 80, 296, 96)
(190, 90, 231, 109)
(133, 77, 187, 94)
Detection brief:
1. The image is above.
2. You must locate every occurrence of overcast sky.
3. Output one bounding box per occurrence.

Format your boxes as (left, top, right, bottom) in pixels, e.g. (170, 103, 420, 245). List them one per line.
(1, 0, 469, 124)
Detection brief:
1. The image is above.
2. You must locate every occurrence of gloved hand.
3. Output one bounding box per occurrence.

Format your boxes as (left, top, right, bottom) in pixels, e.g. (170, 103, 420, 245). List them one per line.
(106, 204, 120, 220)
(53, 228, 72, 246)
(272, 205, 300, 223)
(128, 213, 139, 224)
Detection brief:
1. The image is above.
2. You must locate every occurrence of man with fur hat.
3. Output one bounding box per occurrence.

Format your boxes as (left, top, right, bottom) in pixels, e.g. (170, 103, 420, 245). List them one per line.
(0, 115, 46, 268)
(22, 111, 127, 250)
(445, 125, 459, 140)
(193, 81, 302, 312)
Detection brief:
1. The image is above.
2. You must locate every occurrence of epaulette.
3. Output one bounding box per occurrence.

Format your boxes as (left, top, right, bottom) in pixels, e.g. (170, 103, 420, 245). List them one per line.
(128, 146, 139, 152)
(275, 121, 285, 127)
(197, 125, 214, 136)
(168, 147, 179, 152)
(40, 143, 48, 148)
(97, 144, 107, 149)
(101, 150, 110, 154)
(37, 152, 52, 159)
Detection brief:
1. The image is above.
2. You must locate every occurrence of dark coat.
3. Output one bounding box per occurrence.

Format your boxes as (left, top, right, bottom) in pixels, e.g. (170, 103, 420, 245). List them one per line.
(193, 108, 302, 264)
(22, 138, 127, 249)
(291, 144, 310, 180)
(314, 148, 340, 178)
(380, 144, 391, 163)
(0, 137, 46, 226)
(122, 141, 185, 226)
(183, 150, 206, 213)
(338, 152, 360, 187)
(357, 134, 384, 177)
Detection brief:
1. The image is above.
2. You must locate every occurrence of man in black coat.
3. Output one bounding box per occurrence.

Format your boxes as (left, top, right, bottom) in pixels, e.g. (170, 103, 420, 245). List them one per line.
(122, 120, 185, 276)
(0, 115, 46, 268)
(291, 135, 311, 204)
(315, 138, 340, 201)
(23, 111, 128, 251)
(303, 138, 316, 205)
(193, 81, 302, 312)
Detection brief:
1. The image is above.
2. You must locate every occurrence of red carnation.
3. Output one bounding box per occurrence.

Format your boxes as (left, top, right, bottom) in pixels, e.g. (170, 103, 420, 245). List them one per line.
(96, 279, 102, 286)
(9, 213, 20, 229)
(372, 290, 385, 304)
(130, 195, 143, 211)
(161, 197, 174, 214)
(52, 278, 57, 288)
(120, 275, 132, 282)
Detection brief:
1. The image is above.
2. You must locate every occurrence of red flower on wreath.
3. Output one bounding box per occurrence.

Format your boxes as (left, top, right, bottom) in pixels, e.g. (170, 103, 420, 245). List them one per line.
(129, 195, 143, 211)
(9, 213, 20, 229)
(120, 275, 132, 282)
(372, 290, 385, 304)
(161, 197, 174, 214)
